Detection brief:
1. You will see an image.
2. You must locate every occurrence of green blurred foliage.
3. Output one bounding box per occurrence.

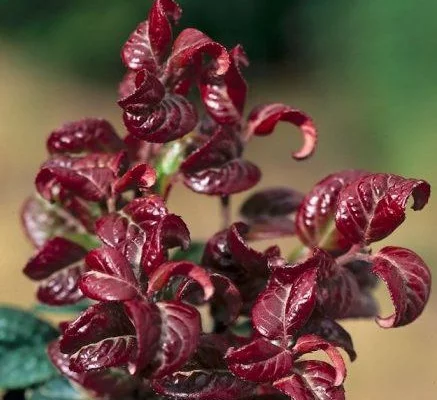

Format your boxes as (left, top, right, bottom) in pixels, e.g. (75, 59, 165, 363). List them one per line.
(0, 0, 295, 82)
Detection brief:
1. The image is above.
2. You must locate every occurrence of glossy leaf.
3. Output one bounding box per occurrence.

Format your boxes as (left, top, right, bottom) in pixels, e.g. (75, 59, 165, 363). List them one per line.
(335, 173, 430, 245)
(252, 252, 319, 339)
(246, 103, 317, 160)
(121, 0, 181, 72)
(36, 152, 127, 202)
(80, 247, 139, 301)
(153, 369, 255, 400)
(147, 261, 214, 300)
(199, 45, 248, 125)
(113, 163, 157, 194)
(274, 361, 345, 400)
(295, 170, 368, 252)
(225, 338, 293, 382)
(372, 246, 431, 328)
(151, 301, 201, 378)
(23, 237, 87, 305)
(47, 118, 124, 155)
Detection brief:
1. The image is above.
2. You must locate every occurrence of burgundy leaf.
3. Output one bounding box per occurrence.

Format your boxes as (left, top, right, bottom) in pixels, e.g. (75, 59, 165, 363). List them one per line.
(299, 316, 356, 362)
(80, 247, 139, 301)
(335, 173, 430, 245)
(121, 0, 181, 72)
(36, 152, 128, 202)
(252, 251, 319, 339)
(246, 103, 317, 160)
(225, 338, 293, 382)
(183, 158, 261, 196)
(151, 300, 201, 378)
(23, 237, 87, 305)
(113, 163, 157, 194)
(274, 360, 345, 400)
(295, 170, 368, 252)
(124, 300, 161, 375)
(152, 369, 256, 400)
(292, 334, 346, 386)
(48, 341, 139, 399)
(372, 246, 431, 328)
(21, 196, 87, 248)
(147, 261, 214, 300)
(60, 302, 135, 372)
(167, 28, 230, 77)
(199, 45, 248, 124)
(124, 132, 163, 163)
(47, 118, 124, 155)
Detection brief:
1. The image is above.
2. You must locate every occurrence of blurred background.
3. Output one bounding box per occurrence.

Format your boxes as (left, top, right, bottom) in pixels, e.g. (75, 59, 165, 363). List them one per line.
(0, 0, 436, 398)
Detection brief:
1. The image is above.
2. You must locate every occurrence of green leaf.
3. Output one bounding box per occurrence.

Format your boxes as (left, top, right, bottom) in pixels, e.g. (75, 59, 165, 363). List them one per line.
(230, 319, 253, 337)
(26, 377, 86, 400)
(0, 345, 56, 389)
(155, 141, 186, 196)
(62, 233, 101, 251)
(33, 300, 91, 315)
(171, 242, 205, 265)
(0, 307, 58, 346)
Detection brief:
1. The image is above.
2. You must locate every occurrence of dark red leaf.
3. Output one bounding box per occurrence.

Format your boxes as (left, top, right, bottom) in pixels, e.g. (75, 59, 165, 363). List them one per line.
(225, 338, 293, 382)
(147, 260, 214, 300)
(167, 28, 230, 77)
(151, 300, 201, 378)
(246, 104, 317, 160)
(48, 341, 139, 399)
(273, 361, 345, 400)
(372, 246, 431, 328)
(23, 237, 87, 305)
(36, 152, 128, 202)
(47, 118, 124, 155)
(183, 158, 261, 196)
(80, 247, 140, 301)
(113, 163, 157, 194)
(21, 196, 87, 248)
(292, 335, 346, 386)
(152, 369, 256, 400)
(121, 0, 181, 72)
(199, 45, 248, 124)
(335, 173, 430, 245)
(60, 302, 135, 372)
(252, 250, 319, 339)
(299, 316, 356, 362)
(295, 170, 368, 252)
(124, 300, 161, 375)
(124, 132, 162, 163)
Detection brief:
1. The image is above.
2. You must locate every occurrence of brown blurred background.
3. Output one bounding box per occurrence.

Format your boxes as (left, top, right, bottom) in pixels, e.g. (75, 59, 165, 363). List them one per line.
(0, 0, 436, 398)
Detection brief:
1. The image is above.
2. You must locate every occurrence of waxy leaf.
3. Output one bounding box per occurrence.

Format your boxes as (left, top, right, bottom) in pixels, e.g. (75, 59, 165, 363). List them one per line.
(152, 301, 201, 378)
(147, 261, 214, 300)
(153, 369, 256, 400)
(36, 152, 127, 202)
(273, 360, 345, 400)
(113, 163, 157, 194)
(335, 173, 430, 245)
(119, 70, 198, 143)
(246, 103, 317, 160)
(121, 0, 181, 72)
(23, 237, 87, 305)
(225, 338, 293, 383)
(295, 170, 368, 252)
(60, 303, 136, 372)
(199, 45, 248, 125)
(292, 335, 346, 386)
(252, 251, 319, 339)
(47, 118, 124, 155)
(372, 246, 431, 328)
(80, 247, 139, 301)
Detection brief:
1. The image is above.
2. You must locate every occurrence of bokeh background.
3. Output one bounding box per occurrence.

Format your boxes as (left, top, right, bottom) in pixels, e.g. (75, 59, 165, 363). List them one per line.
(0, 0, 436, 398)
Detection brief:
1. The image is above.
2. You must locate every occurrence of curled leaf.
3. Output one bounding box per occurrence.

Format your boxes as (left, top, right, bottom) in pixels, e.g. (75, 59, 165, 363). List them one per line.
(47, 118, 124, 155)
(372, 246, 431, 328)
(246, 103, 317, 160)
(335, 173, 430, 245)
(113, 163, 157, 194)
